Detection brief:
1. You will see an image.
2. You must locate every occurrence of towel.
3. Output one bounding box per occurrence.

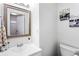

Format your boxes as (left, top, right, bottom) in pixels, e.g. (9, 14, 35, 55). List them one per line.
(0, 16, 7, 47)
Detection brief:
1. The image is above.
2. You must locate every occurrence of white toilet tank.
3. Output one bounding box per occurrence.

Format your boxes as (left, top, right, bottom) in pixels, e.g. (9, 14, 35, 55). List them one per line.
(60, 43, 79, 56)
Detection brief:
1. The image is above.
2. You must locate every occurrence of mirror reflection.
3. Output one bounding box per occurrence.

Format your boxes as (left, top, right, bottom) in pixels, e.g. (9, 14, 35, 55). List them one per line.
(10, 13, 25, 36)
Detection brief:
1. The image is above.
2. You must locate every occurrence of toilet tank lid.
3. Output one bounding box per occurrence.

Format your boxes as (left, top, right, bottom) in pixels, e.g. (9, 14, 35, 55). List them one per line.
(60, 43, 79, 52)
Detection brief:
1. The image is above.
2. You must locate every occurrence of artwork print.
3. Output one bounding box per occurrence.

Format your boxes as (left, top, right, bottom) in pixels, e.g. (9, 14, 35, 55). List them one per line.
(59, 8, 70, 21)
(69, 16, 79, 27)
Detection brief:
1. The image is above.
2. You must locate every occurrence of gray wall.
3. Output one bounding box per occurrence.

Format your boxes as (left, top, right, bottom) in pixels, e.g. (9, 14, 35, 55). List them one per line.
(57, 3, 79, 49)
(39, 3, 58, 56)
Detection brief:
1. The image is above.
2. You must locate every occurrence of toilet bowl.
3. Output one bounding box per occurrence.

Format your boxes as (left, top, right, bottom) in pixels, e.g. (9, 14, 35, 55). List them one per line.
(60, 43, 79, 56)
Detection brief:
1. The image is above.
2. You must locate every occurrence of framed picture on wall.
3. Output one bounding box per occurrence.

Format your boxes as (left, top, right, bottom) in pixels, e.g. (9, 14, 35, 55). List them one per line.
(59, 8, 70, 21)
(69, 16, 79, 27)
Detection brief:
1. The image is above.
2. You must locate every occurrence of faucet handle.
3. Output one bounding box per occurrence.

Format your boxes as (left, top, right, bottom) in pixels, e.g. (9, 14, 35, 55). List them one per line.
(28, 37, 30, 40)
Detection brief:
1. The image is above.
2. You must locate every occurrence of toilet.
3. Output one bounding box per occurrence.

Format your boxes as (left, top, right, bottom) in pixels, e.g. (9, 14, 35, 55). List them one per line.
(60, 43, 79, 56)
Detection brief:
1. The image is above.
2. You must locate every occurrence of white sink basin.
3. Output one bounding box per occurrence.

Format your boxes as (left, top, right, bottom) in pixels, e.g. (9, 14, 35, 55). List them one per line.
(0, 43, 42, 56)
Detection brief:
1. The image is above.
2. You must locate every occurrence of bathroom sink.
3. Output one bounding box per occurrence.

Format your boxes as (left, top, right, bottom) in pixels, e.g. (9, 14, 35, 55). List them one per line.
(0, 43, 42, 56)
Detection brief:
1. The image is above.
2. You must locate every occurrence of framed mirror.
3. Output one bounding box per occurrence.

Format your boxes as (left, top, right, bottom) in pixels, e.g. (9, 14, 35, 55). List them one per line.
(3, 4, 31, 38)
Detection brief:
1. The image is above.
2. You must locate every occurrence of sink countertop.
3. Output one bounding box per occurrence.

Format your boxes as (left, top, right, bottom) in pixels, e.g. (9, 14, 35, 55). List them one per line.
(0, 43, 42, 56)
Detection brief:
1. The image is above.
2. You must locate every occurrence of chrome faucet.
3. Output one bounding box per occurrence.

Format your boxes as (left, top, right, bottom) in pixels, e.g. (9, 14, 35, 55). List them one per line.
(17, 43, 23, 47)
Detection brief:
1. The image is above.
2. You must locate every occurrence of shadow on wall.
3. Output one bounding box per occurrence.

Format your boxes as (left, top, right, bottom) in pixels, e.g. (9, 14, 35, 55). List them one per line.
(51, 43, 61, 56)
(57, 43, 61, 56)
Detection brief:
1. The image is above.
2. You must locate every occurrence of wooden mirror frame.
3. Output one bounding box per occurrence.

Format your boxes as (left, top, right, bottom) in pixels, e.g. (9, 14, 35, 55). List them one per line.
(3, 4, 31, 38)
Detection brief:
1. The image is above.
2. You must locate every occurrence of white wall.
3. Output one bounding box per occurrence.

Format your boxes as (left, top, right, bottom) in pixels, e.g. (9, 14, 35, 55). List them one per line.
(31, 3, 39, 47)
(39, 3, 57, 56)
(57, 3, 79, 48)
